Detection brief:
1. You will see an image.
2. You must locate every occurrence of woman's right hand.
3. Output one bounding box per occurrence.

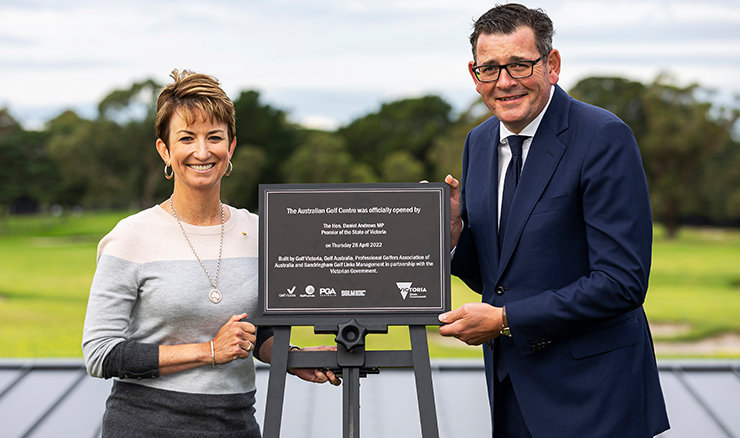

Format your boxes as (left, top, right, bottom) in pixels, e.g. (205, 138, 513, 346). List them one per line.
(158, 313, 256, 375)
(211, 313, 256, 365)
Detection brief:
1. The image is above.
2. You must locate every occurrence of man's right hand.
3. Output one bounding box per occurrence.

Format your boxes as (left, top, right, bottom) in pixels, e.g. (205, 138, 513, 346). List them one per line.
(438, 303, 504, 345)
(445, 174, 462, 249)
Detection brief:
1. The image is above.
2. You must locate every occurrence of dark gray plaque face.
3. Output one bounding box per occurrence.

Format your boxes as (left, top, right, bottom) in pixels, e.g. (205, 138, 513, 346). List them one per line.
(259, 183, 450, 320)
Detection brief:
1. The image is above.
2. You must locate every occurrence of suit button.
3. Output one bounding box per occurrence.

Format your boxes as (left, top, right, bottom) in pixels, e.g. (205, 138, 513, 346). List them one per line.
(495, 286, 505, 295)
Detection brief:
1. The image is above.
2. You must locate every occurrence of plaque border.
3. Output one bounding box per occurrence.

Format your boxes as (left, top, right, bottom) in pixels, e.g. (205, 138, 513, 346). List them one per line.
(255, 183, 450, 326)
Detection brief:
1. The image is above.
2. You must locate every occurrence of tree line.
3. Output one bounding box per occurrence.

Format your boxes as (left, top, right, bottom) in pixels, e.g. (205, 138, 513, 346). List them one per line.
(1, 75, 738, 238)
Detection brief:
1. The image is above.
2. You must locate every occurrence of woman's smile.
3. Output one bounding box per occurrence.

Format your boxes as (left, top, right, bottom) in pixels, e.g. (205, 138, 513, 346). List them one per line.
(188, 163, 216, 172)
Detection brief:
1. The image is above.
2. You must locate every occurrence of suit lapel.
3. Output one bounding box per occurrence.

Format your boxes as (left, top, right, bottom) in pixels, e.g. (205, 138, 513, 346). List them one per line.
(490, 129, 502, 265)
(496, 86, 570, 279)
(475, 125, 502, 274)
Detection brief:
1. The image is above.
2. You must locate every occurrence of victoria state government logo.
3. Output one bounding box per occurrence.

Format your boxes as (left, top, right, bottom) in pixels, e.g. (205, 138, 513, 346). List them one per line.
(396, 282, 428, 300)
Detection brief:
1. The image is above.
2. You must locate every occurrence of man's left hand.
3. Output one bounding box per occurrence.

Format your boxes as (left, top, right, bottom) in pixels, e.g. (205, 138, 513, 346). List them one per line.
(445, 174, 463, 249)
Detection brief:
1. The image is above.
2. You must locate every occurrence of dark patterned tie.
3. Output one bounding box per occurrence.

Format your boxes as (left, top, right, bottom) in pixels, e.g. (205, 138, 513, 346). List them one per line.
(498, 135, 526, 252)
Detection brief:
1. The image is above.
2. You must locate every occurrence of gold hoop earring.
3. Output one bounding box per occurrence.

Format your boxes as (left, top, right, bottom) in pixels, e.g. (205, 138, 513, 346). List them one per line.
(164, 163, 174, 180)
(224, 160, 233, 177)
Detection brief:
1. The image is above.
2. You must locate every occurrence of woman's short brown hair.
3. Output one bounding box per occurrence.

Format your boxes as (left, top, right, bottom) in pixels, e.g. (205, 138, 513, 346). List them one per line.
(155, 69, 235, 148)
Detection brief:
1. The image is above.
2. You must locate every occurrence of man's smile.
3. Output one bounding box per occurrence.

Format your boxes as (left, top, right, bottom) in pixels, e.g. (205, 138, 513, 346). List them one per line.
(498, 94, 526, 102)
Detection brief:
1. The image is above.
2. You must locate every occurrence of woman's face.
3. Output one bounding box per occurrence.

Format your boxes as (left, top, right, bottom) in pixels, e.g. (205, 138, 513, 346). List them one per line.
(156, 109, 235, 193)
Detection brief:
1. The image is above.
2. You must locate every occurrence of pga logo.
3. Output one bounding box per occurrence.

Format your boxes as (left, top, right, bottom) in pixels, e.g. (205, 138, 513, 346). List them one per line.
(319, 287, 337, 296)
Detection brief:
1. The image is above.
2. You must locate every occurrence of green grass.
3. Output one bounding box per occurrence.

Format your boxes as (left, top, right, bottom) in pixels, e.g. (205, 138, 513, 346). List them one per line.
(1, 212, 738, 359)
(0, 211, 133, 357)
(645, 226, 740, 342)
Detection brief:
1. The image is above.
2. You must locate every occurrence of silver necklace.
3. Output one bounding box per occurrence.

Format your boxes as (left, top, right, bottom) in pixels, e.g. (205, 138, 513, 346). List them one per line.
(169, 197, 225, 304)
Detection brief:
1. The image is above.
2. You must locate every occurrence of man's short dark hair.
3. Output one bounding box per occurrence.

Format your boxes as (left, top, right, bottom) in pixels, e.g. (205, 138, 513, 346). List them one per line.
(470, 3, 554, 62)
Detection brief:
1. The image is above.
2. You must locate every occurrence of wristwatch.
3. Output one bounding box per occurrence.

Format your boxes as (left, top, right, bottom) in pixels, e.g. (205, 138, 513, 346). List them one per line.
(500, 306, 511, 337)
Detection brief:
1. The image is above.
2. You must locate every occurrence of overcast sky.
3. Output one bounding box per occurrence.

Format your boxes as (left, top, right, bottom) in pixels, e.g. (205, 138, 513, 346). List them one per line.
(2, 0, 739, 130)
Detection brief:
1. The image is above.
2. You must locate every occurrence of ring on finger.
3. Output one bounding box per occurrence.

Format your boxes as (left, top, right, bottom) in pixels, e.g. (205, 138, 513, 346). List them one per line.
(246, 340, 253, 352)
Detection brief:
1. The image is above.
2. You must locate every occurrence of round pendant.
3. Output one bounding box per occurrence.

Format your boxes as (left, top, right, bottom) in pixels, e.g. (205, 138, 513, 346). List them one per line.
(209, 289, 222, 304)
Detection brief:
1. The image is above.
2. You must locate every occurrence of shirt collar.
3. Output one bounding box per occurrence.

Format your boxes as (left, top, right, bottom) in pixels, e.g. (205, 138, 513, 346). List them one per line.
(499, 85, 555, 143)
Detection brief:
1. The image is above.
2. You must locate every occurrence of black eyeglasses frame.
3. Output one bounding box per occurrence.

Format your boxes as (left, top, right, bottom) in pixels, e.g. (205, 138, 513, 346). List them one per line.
(472, 55, 545, 83)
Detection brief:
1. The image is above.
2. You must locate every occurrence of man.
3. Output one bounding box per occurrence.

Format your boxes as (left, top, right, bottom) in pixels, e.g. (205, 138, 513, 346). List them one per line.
(438, 4, 669, 437)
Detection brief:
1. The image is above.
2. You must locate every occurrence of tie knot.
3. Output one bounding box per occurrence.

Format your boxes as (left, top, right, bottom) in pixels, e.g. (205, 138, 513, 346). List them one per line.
(507, 135, 526, 156)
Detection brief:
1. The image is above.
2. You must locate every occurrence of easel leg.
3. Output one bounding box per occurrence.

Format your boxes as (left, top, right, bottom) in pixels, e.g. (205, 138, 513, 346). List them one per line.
(409, 325, 440, 438)
(262, 326, 291, 438)
(343, 366, 361, 438)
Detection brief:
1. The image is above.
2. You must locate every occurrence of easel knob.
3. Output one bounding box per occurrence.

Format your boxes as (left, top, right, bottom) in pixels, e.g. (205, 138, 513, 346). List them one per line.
(335, 318, 368, 352)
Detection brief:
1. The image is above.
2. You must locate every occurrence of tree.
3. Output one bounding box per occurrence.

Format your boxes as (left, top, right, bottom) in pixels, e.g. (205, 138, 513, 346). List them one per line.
(220, 144, 268, 209)
(338, 95, 453, 181)
(0, 108, 19, 139)
(640, 77, 738, 237)
(570, 75, 740, 238)
(380, 150, 425, 182)
(427, 99, 492, 182)
(46, 110, 95, 207)
(97, 79, 165, 208)
(0, 109, 60, 214)
(280, 131, 376, 184)
(231, 90, 300, 209)
(47, 79, 166, 209)
(0, 109, 24, 211)
(700, 136, 740, 223)
(569, 76, 648, 141)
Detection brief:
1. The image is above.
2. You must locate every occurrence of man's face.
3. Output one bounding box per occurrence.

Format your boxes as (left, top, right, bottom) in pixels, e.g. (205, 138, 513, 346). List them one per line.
(469, 26, 560, 134)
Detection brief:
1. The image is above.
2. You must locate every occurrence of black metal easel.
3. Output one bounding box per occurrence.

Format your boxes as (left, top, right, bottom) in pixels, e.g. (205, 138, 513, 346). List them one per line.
(261, 319, 439, 438)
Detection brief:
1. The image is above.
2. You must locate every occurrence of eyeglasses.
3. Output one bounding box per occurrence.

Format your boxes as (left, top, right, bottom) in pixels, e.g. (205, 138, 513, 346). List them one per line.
(472, 55, 544, 82)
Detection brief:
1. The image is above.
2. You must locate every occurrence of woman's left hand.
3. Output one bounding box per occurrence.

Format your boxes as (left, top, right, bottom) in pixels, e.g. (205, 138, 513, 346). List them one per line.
(289, 345, 342, 386)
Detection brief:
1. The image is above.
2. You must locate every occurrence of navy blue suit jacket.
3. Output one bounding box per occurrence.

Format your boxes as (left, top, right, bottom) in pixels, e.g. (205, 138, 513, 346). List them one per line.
(452, 86, 669, 437)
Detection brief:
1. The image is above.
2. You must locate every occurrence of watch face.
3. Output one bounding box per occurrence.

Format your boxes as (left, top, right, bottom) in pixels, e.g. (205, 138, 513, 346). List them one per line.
(501, 327, 512, 337)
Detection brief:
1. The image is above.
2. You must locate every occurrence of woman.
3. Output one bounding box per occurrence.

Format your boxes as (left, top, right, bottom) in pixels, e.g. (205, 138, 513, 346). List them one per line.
(82, 69, 339, 437)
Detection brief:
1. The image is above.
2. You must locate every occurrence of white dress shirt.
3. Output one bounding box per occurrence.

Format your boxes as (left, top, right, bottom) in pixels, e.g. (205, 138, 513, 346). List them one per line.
(496, 85, 555, 227)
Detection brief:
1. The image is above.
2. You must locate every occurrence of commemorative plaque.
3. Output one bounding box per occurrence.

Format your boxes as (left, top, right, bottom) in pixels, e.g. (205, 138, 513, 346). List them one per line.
(258, 183, 450, 324)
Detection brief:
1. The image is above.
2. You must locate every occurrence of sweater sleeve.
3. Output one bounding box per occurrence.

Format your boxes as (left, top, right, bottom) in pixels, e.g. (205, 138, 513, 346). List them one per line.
(253, 326, 274, 363)
(102, 341, 160, 379)
(82, 221, 150, 378)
